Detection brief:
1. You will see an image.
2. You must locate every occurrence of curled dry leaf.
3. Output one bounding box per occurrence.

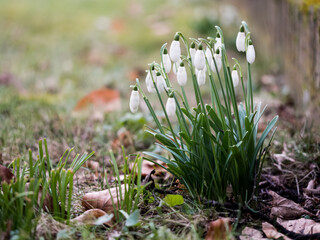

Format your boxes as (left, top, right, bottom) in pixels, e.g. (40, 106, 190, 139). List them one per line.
(262, 222, 290, 240)
(82, 185, 127, 214)
(85, 160, 100, 172)
(136, 160, 168, 178)
(240, 227, 266, 240)
(269, 190, 313, 219)
(205, 218, 234, 240)
(304, 179, 320, 195)
(0, 165, 14, 184)
(71, 209, 112, 226)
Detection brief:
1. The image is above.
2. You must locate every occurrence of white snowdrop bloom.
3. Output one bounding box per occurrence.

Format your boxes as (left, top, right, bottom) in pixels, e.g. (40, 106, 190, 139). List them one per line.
(215, 33, 222, 52)
(173, 58, 181, 75)
(190, 42, 196, 63)
(197, 69, 206, 86)
(205, 47, 213, 61)
(194, 44, 205, 70)
(212, 51, 222, 73)
(246, 40, 255, 64)
(129, 88, 140, 113)
(162, 49, 171, 73)
(232, 69, 239, 87)
(169, 34, 181, 63)
(236, 26, 246, 52)
(145, 70, 156, 93)
(177, 62, 187, 86)
(166, 97, 176, 117)
(156, 73, 166, 93)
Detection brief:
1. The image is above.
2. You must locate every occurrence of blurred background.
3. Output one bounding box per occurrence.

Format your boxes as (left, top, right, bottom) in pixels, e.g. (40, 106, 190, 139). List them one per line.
(0, 0, 319, 161)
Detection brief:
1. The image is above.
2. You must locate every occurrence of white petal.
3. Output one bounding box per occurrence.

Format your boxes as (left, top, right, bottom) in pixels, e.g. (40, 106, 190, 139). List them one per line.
(169, 40, 181, 63)
(194, 50, 205, 70)
(215, 37, 222, 52)
(190, 48, 196, 63)
(211, 54, 222, 73)
(246, 45, 255, 64)
(197, 69, 206, 86)
(205, 48, 213, 61)
(162, 54, 172, 73)
(129, 90, 140, 113)
(236, 32, 246, 52)
(156, 75, 166, 93)
(232, 70, 239, 87)
(145, 71, 156, 93)
(166, 97, 176, 117)
(177, 66, 187, 86)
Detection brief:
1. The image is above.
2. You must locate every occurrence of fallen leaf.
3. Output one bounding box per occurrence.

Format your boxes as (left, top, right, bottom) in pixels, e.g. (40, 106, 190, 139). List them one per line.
(269, 190, 313, 219)
(82, 185, 127, 214)
(71, 209, 112, 226)
(272, 152, 295, 170)
(0, 165, 14, 184)
(240, 227, 266, 240)
(262, 222, 290, 240)
(136, 160, 168, 178)
(85, 160, 100, 171)
(205, 218, 234, 240)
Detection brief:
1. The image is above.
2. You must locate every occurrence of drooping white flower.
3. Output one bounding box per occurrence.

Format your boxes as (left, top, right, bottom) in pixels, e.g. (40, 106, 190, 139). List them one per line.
(156, 72, 166, 93)
(190, 42, 196, 63)
(129, 88, 139, 113)
(246, 40, 255, 64)
(194, 44, 205, 70)
(145, 68, 156, 93)
(232, 68, 239, 87)
(236, 25, 246, 52)
(177, 62, 187, 86)
(162, 48, 171, 73)
(169, 34, 181, 63)
(197, 69, 206, 86)
(166, 96, 176, 117)
(173, 58, 181, 75)
(211, 49, 222, 73)
(215, 33, 222, 52)
(205, 47, 213, 62)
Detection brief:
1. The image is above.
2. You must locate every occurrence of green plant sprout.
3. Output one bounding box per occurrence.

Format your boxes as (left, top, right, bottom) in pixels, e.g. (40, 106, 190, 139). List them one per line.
(129, 21, 278, 204)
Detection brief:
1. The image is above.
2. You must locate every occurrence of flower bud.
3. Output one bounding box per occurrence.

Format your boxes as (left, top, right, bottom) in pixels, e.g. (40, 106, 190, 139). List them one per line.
(236, 25, 246, 52)
(162, 48, 171, 73)
(232, 68, 239, 87)
(145, 69, 156, 93)
(190, 42, 196, 63)
(246, 40, 255, 64)
(197, 69, 206, 86)
(215, 32, 222, 52)
(211, 49, 222, 73)
(205, 47, 213, 62)
(129, 88, 139, 113)
(169, 34, 181, 63)
(156, 72, 166, 93)
(166, 96, 176, 117)
(177, 62, 187, 86)
(194, 44, 205, 70)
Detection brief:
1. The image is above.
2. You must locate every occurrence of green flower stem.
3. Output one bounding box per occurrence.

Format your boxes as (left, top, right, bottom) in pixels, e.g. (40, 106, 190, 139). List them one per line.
(247, 63, 254, 112)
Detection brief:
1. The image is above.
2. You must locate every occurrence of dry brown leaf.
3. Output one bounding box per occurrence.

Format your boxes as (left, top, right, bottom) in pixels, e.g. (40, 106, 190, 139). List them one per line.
(71, 209, 112, 226)
(240, 227, 266, 240)
(262, 222, 290, 240)
(82, 185, 127, 214)
(0, 165, 14, 184)
(269, 190, 313, 219)
(205, 218, 234, 240)
(85, 160, 100, 171)
(272, 152, 295, 170)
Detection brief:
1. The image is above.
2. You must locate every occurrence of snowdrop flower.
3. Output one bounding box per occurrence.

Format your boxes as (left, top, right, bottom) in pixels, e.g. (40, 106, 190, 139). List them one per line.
(156, 72, 166, 93)
(177, 62, 187, 86)
(162, 48, 171, 73)
(197, 69, 206, 86)
(211, 49, 222, 73)
(145, 67, 156, 93)
(205, 47, 213, 62)
(129, 86, 139, 113)
(215, 33, 222, 52)
(232, 67, 239, 87)
(194, 44, 205, 70)
(246, 40, 255, 64)
(173, 58, 181, 75)
(166, 95, 176, 117)
(190, 42, 196, 63)
(169, 34, 181, 63)
(236, 25, 246, 52)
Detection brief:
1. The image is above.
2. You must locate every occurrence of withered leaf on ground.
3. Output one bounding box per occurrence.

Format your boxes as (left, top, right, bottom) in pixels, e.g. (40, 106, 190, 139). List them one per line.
(0, 165, 14, 184)
(71, 209, 112, 226)
(240, 227, 266, 240)
(205, 218, 234, 240)
(262, 222, 290, 240)
(269, 190, 313, 219)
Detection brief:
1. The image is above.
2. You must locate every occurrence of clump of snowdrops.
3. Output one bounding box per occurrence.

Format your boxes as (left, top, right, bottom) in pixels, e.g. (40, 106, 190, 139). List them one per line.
(129, 21, 278, 204)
